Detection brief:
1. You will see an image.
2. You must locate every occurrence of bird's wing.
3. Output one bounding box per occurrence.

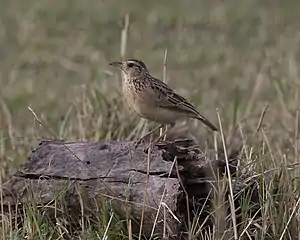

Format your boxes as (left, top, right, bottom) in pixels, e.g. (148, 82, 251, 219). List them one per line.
(150, 77, 200, 116)
(150, 77, 218, 131)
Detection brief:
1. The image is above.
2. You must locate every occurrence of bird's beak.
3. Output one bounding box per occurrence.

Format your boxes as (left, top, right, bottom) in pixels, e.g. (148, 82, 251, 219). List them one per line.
(109, 61, 122, 68)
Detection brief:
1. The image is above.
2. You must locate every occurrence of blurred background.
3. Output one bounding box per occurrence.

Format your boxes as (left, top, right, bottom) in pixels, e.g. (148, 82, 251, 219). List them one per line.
(1, 0, 300, 239)
(1, 0, 300, 171)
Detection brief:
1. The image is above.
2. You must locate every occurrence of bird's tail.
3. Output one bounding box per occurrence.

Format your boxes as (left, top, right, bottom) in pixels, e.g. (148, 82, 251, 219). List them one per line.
(195, 114, 218, 131)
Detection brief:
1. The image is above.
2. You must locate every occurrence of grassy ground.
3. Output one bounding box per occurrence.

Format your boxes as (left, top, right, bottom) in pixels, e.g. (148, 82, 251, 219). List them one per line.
(1, 0, 300, 239)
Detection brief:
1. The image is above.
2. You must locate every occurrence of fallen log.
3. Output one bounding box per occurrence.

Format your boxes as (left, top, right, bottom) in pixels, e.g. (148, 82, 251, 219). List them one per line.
(0, 139, 259, 239)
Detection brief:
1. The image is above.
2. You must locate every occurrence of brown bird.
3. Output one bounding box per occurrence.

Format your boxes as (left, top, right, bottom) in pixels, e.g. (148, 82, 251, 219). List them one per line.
(109, 59, 218, 144)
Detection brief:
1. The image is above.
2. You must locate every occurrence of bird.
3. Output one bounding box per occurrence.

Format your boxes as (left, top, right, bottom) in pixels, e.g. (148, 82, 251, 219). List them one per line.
(109, 59, 218, 145)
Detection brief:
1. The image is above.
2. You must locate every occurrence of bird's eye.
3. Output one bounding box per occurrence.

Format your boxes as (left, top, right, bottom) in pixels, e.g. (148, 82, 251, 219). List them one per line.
(127, 63, 134, 68)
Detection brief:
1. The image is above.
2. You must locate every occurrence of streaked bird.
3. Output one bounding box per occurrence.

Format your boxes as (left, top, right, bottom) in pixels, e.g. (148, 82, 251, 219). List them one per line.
(109, 59, 218, 145)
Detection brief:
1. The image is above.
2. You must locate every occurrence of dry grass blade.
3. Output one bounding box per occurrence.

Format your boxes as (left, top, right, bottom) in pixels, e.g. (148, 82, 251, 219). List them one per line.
(120, 14, 130, 60)
(150, 156, 177, 239)
(255, 103, 268, 133)
(102, 212, 114, 240)
(279, 197, 300, 240)
(216, 109, 238, 240)
(294, 110, 299, 164)
(128, 219, 132, 240)
(138, 138, 153, 240)
(1, 99, 15, 149)
(161, 49, 168, 139)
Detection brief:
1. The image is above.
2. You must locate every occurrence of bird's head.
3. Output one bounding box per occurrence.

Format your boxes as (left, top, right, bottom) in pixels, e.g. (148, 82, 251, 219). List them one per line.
(109, 59, 149, 78)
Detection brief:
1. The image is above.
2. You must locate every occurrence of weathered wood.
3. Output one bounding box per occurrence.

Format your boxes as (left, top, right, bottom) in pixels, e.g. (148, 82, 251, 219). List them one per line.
(1, 140, 185, 238)
(0, 139, 260, 239)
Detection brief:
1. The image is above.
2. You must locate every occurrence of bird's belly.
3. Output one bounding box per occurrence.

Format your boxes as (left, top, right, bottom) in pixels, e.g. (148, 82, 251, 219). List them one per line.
(131, 101, 183, 124)
(123, 83, 184, 124)
(143, 107, 184, 124)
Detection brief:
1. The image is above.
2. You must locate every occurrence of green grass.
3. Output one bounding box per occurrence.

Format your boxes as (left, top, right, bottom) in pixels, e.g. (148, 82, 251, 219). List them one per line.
(1, 0, 300, 239)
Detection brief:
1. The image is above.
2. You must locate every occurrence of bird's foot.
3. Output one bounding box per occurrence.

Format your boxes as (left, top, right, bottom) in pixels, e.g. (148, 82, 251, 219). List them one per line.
(143, 136, 165, 153)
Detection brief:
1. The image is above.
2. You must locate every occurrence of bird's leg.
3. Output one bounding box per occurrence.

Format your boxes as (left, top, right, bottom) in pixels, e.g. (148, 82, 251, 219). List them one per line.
(143, 123, 174, 153)
(155, 125, 169, 142)
(134, 124, 164, 149)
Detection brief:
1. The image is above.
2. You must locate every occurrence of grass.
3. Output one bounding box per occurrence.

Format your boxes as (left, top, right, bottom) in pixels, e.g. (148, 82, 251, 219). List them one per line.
(1, 0, 300, 239)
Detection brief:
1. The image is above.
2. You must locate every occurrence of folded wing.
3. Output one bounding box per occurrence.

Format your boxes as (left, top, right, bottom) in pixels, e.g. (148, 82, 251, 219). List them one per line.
(151, 78, 218, 131)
